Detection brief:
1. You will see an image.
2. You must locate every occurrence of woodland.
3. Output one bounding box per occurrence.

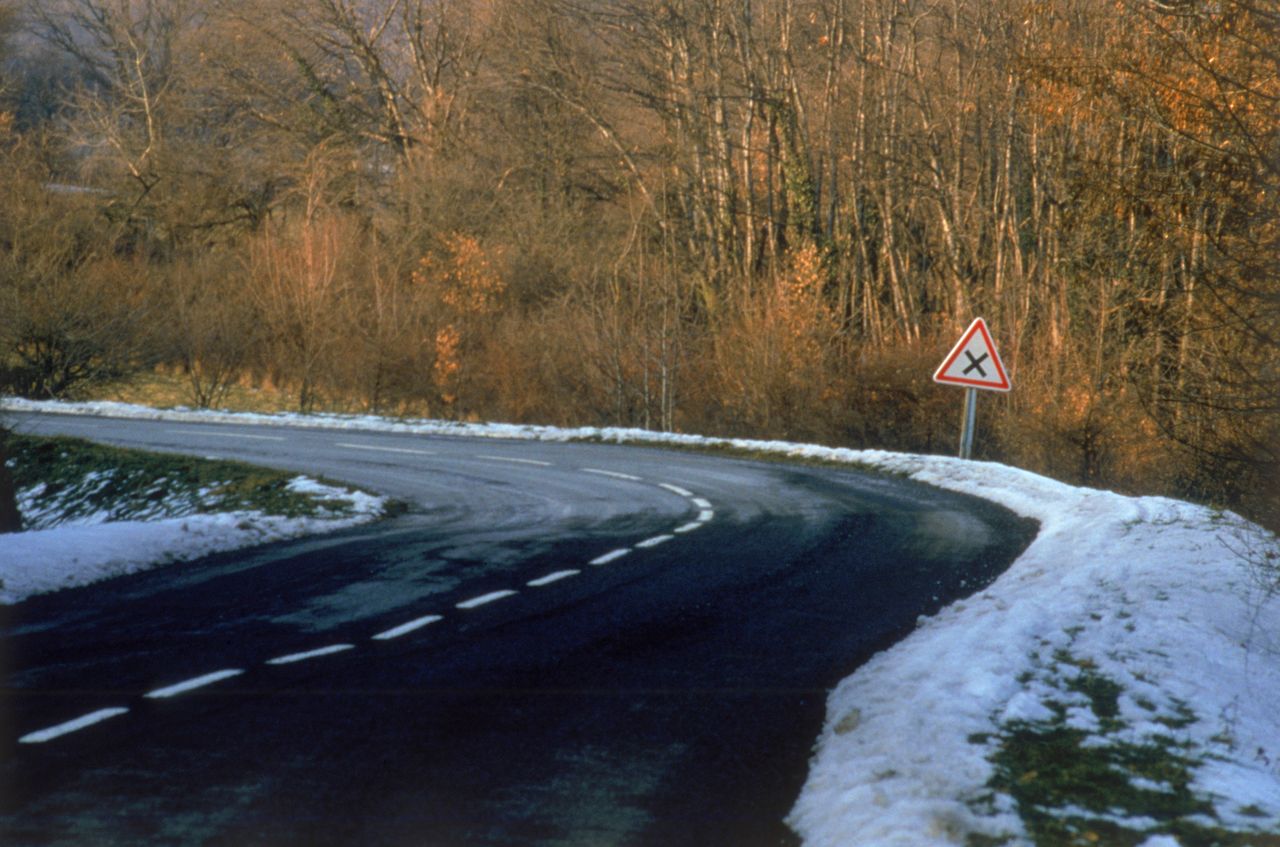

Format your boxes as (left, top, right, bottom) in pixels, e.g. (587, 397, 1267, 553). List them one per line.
(0, 0, 1276, 529)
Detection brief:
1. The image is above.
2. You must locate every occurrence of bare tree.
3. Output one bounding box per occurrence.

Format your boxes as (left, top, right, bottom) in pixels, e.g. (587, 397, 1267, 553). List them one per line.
(27, 0, 196, 195)
(250, 212, 350, 413)
(340, 227, 430, 414)
(0, 422, 20, 534)
(0, 0, 22, 534)
(158, 248, 262, 408)
(0, 120, 157, 398)
(206, 0, 486, 166)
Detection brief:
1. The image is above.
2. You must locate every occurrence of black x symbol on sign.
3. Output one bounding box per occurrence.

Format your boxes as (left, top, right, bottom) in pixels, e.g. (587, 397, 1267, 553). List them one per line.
(963, 351, 989, 377)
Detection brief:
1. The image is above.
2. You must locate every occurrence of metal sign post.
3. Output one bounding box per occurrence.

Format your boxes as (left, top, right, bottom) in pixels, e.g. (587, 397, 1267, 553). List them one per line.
(934, 318, 1011, 459)
(959, 387, 977, 460)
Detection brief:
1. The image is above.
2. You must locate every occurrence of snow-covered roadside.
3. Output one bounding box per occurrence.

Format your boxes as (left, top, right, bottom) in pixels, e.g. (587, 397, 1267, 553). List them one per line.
(2, 463, 385, 605)
(786, 456, 1280, 845)
(5, 398, 1279, 843)
(1, 487, 382, 604)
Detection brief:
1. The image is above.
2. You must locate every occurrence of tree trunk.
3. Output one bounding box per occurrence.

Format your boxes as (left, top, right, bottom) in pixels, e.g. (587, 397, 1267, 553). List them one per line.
(0, 429, 23, 534)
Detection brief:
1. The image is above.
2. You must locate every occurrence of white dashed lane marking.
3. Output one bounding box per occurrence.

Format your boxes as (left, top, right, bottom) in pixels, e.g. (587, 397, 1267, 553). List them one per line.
(19, 708, 130, 745)
(371, 614, 444, 641)
(457, 590, 518, 610)
(589, 548, 631, 566)
(335, 442, 437, 456)
(476, 455, 552, 467)
(581, 468, 643, 481)
(658, 483, 694, 497)
(266, 644, 355, 665)
(144, 669, 244, 700)
(15, 459, 721, 746)
(527, 569, 580, 587)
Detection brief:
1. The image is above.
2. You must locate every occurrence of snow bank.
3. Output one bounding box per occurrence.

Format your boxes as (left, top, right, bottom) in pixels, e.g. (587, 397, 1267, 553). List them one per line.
(1, 474, 386, 604)
(787, 456, 1280, 845)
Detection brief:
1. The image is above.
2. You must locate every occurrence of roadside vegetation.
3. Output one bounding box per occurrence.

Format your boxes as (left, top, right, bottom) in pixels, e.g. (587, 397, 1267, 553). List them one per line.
(0, 0, 1275, 535)
(969, 644, 1280, 847)
(7, 432, 382, 531)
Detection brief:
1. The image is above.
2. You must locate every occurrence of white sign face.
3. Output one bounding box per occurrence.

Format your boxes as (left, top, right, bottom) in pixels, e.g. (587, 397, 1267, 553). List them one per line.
(933, 317, 1011, 392)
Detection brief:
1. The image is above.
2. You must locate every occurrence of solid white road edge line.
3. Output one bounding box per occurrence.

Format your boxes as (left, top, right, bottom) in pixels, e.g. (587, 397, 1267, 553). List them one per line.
(475, 455, 552, 467)
(335, 442, 437, 456)
(527, 570, 580, 587)
(166, 428, 284, 441)
(637, 534, 675, 548)
(19, 708, 130, 744)
(581, 468, 643, 481)
(659, 483, 694, 497)
(144, 669, 244, 700)
(457, 589, 518, 609)
(265, 644, 355, 665)
(372, 614, 444, 641)
(589, 548, 631, 566)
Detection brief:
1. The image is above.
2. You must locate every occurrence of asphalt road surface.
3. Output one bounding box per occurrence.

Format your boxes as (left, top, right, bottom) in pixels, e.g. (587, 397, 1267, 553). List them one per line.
(1, 412, 1036, 846)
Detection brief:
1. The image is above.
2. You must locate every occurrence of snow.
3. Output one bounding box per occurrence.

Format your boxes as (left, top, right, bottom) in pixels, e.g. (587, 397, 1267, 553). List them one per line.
(4, 397, 1279, 844)
(0, 499, 383, 605)
(1, 467, 386, 604)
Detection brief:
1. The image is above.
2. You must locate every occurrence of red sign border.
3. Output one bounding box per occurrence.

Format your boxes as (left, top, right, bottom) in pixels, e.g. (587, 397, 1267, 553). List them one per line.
(933, 317, 1012, 392)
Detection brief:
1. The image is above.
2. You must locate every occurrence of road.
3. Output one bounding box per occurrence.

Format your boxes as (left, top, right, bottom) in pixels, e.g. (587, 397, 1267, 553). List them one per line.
(0, 412, 1036, 846)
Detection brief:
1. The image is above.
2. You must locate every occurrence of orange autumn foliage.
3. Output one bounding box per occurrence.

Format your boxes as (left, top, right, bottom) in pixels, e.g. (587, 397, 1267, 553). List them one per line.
(413, 234, 506, 415)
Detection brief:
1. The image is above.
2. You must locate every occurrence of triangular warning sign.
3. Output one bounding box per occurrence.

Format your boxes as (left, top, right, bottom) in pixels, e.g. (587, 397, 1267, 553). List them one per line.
(933, 317, 1011, 392)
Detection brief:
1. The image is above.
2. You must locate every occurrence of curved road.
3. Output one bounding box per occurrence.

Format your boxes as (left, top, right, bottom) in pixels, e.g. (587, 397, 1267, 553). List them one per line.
(1, 412, 1036, 846)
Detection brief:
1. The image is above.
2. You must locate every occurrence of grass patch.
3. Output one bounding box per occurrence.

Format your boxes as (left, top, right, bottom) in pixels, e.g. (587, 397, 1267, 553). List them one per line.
(1060, 660, 1123, 729)
(972, 650, 1280, 847)
(8, 433, 384, 528)
(992, 724, 1211, 831)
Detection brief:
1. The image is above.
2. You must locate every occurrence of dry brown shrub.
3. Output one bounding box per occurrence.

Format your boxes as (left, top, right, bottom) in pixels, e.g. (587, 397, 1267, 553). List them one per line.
(467, 308, 594, 426)
(413, 233, 507, 417)
(993, 360, 1184, 496)
(158, 250, 261, 409)
(837, 343, 960, 455)
(2, 254, 160, 399)
(249, 215, 354, 412)
(704, 245, 841, 441)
